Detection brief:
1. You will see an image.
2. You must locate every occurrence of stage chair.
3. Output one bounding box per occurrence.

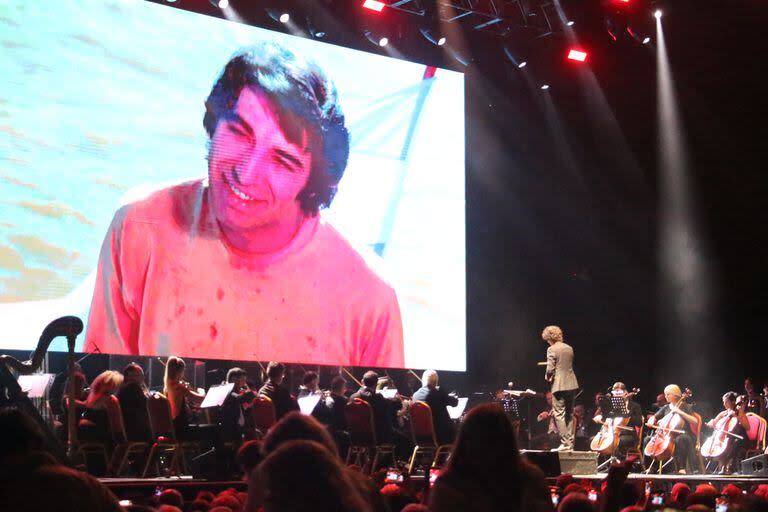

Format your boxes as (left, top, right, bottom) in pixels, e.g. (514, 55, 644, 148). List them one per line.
(143, 393, 199, 477)
(407, 401, 452, 475)
(693, 412, 706, 474)
(251, 395, 277, 437)
(105, 395, 149, 476)
(626, 423, 644, 466)
(745, 413, 767, 458)
(65, 397, 110, 475)
(344, 398, 395, 474)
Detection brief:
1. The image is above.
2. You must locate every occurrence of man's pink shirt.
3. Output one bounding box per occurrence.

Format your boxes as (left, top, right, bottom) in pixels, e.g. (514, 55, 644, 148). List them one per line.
(84, 180, 405, 368)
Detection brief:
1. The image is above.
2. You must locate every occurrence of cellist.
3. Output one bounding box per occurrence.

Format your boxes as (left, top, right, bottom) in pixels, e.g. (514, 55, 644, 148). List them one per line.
(703, 391, 750, 473)
(644, 384, 699, 473)
(592, 382, 644, 456)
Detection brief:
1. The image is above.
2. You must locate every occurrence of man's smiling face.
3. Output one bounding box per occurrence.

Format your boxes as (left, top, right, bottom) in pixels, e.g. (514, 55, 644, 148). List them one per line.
(208, 87, 313, 233)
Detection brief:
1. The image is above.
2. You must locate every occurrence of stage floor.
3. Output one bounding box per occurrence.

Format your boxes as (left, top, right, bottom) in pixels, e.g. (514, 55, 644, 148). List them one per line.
(565, 473, 768, 485)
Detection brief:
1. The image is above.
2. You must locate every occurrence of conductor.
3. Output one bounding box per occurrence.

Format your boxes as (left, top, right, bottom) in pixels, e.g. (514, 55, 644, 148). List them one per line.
(543, 325, 579, 451)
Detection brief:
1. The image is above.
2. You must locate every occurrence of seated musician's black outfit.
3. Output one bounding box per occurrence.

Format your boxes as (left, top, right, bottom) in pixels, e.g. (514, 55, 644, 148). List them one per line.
(219, 388, 255, 441)
(616, 400, 644, 455)
(79, 407, 110, 442)
(259, 380, 298, 421)
(644, 402, 698, 472)
(116, 383, 151, 441)
(413, 385, 459, 445)
(349, 386, 394, 444)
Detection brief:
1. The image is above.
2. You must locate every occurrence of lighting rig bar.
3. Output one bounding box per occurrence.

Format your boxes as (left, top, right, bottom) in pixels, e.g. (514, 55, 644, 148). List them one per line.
(375, 0, 562, 38)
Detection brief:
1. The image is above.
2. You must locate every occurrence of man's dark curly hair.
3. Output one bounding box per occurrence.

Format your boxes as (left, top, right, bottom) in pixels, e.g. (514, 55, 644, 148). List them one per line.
(203, 42, 350, 216)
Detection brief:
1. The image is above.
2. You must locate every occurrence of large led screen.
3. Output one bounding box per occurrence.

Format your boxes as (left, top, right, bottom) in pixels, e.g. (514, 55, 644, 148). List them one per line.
(0, 0, 465, 370)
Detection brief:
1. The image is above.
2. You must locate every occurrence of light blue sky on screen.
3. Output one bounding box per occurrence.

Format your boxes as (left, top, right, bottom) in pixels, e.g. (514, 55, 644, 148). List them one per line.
(0, 0, 465, 370)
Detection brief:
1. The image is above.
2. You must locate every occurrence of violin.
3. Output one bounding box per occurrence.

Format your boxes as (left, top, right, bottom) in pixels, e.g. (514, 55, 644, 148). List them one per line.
(700, 396, 746, 461)
(589, 388, 639, 455)
(643, 388, 692, 462)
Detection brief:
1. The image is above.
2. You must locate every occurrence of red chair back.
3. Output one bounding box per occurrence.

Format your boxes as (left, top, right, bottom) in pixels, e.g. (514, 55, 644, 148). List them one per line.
(746, 413, 767, 451)
(251, 395, 277, 433)
(746, 413, 762, 442)
(345, 398, 377, 446)
(106, 395, 127, 443)
(410, 401, 437, 446)
(146, 393, 175, 440)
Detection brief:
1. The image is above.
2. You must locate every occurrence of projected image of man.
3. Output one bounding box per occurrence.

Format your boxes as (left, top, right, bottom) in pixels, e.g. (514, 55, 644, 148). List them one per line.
(85, 42, 404, 367)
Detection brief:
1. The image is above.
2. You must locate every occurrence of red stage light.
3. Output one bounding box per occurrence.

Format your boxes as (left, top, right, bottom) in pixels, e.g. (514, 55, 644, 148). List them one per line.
(363, 0, 386, 12)
(567, 49, 588, 62)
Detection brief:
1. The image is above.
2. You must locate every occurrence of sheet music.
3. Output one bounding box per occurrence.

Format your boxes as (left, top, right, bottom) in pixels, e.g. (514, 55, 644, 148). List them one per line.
(447, 397, 469, 420)
(200, 382, 234, 408)
(377, 388, 398, 399)
(18, 374, 54, 398)
(298, 394, 322, 415)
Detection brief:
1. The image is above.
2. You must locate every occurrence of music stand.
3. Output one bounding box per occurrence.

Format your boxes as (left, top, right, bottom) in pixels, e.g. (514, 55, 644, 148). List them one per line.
(595, 394, 632, 472)
(200, 382, 234, 408)
(297, 394, 322, 415)
(447, 397, 469, 420)
(18, 373, 54, 399)
(608, 395, 630, 418)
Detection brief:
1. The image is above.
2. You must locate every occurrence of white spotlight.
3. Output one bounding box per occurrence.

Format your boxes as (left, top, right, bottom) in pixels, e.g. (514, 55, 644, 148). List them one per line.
(437, 37, 446, 46)
(279, 13, 290, 23)
(566, 20, 574, 26)
(654, 9, 662, 19)
(218, 0, 229, 8)
(518, 61, 527, 69)
(643, 36, 651, 44)
(378, 37, 389, 47)
(541, 84, 550, 90)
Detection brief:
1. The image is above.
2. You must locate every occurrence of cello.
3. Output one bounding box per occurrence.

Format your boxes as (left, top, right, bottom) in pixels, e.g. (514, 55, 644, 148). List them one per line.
(590, 388, 640, 456)
(700, 394, 746, 471)
(643, 388, 693, 464)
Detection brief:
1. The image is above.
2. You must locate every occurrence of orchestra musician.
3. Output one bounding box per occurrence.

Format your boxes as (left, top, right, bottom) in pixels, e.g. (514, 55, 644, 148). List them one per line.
(259, 362, 299, 421)
(592, 382, 643, 456)
(219, 367, 256, 442)
(349, 371, 395, 443)
(644, 384, 699, 473)
(542, 325, 579, 452)
(703, 391, 750, 473)
(412, 369, 458, 445)
(743, 378, 763, 416)
(531, 392, 559, 450)
(164, 356, 205, 439)
(116, 363, 151, 441)
(297, 371, 329, 422)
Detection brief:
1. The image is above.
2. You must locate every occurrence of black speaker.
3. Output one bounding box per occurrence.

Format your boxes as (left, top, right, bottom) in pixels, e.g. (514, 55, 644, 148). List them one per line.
(522, 450, 598, 476)
(741, 454, 768, 476)
(522, 450, 561, 476)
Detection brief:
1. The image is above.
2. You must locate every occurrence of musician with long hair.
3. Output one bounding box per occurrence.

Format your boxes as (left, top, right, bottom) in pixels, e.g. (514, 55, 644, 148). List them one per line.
(163, 356, 205, 439)
(703, 391, 750, 473)
(644, 384, 699, 473)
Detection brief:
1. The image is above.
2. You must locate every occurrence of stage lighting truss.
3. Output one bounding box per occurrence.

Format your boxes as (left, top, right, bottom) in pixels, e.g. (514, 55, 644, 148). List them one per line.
(379, 0, 570, 38)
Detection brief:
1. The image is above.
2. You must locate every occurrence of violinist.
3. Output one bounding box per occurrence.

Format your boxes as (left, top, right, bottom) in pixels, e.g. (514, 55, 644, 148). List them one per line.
(702, 392, 750, 473)
(743, 378, 763, 415)
(644, 384, 699, 473)
(164, 356, 205, 440)
(220, 367, 256, 442)
(413, 370, 457, 445)
(592, 382, 643, 456)
(297, 371, 329, 422)
(259, 361, 299, 421)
